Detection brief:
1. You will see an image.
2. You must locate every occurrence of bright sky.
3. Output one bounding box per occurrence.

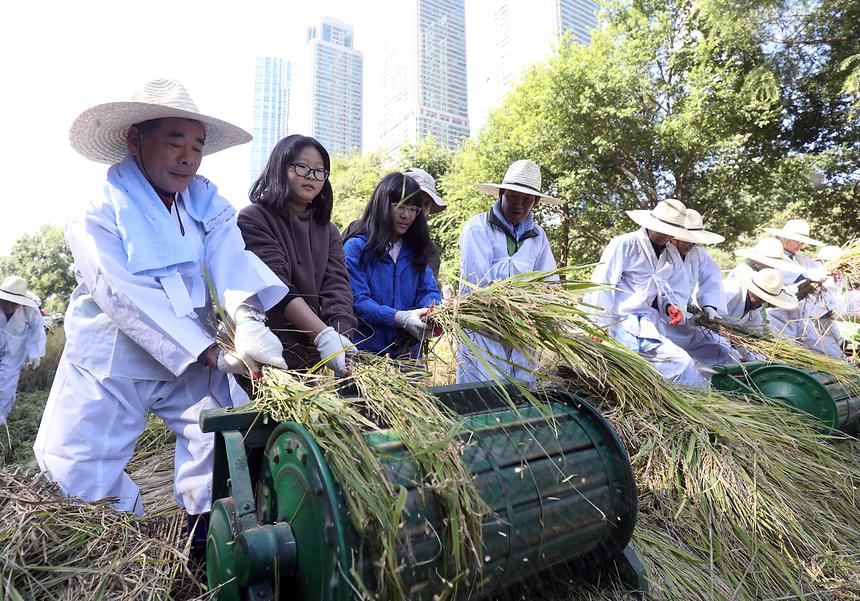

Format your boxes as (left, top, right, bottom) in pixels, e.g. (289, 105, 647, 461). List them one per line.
(0, 0, 497, 254)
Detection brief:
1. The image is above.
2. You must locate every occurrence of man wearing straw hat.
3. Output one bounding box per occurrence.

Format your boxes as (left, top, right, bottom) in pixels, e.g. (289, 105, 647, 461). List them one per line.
(722, 268, 799, 360)
(805, 245, 848, 358)
(585, 199, 707, 387)
(760, 219, 831, 352)
(457, 159, 560, 383)
(663, 209, 741, 369)
(0, 276, 46, 426)
(33, 80, 289, 539)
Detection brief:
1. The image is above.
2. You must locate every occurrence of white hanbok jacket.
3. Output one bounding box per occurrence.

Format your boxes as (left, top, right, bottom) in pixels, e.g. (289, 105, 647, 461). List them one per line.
(0, 304, 45, 420)
(457, 205, 557, 384)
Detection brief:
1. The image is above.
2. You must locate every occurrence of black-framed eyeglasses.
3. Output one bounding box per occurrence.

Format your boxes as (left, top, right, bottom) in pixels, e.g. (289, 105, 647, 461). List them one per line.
(391, 203, 422, 217)
(290, 162, 329, 181)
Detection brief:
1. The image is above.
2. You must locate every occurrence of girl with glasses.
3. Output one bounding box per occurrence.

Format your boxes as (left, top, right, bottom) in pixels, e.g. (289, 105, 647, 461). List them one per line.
(343, 172, 441, 358)
(238, 135, 356, 373)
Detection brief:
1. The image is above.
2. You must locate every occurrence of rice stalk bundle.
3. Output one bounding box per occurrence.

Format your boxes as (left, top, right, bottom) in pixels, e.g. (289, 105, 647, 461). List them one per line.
(427, 269, 860, 599)
(0, 465, 202, 601)
(252, 358, 485, 601)
(826, 239, 860, 284)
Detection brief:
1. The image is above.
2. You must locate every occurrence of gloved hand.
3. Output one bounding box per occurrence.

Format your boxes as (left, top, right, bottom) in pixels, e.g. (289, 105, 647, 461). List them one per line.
(216, 349, 255, 376)
(233, 305, 287, 370)
(395, 308, 438, 340)
(314, 326, 354, 373)
(805, 267, 828, 282)
(26, 357, 40, 370)
(702, 306, 721, 322)
(667, 304, 684, 326)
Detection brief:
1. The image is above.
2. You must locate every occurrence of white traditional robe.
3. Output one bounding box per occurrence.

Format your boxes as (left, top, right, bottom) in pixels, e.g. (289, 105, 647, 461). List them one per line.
(0, 304, 45, 422)
(664, 246, 738, 368)
(34, 166, 287, 516)
(584, 228, 706, 388)
(456, 205, 557, 384)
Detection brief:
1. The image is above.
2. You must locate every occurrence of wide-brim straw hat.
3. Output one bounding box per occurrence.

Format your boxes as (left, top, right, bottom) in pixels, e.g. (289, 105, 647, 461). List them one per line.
(626, 199, 692, 239)
(817, 244, 844, 263)
(741, 268, 799, 310)
(762, 219, 824, 247)
(683, 209, 725, 245)
(0, 276, 38, 308)
(474, 159, 563, 205)
(404, 167, 446, 213)
(70, 79, 252, 164)
(734, 237, 802, 273)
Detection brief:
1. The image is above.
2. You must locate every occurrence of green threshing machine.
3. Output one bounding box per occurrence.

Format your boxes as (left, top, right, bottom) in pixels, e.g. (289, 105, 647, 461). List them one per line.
(201, 382, 648, 600)
(712, 361, 860, 434)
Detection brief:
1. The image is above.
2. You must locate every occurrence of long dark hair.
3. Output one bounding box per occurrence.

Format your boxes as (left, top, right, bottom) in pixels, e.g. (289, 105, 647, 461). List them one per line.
(359, 172, 432, 272)
(249, 135, 333, 224)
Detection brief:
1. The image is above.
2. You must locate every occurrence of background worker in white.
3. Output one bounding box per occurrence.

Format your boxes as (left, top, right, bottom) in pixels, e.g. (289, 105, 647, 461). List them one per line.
(761, 219, 828, 349)
(722, 268, 799, 359)
(585, 199, 707, 388)
(457, 159, 560, 384)
(34, 80, 289, 522)
(807, 245, 848, 358)
(0, 276, 46, 425)
(664, 210, 740, 369)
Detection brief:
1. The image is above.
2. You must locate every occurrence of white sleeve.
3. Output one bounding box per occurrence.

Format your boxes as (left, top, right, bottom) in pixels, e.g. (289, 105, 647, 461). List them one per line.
(695, 252, 727, 314)
(25, 309, 46, 359)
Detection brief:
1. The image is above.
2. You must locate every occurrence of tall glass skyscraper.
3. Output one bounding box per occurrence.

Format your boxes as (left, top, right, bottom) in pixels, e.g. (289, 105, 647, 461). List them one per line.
(291, 17, 363, 157)
(379, 0, 470, 154)
(250, 57, 291, 184)
(471, 0, 598, 133)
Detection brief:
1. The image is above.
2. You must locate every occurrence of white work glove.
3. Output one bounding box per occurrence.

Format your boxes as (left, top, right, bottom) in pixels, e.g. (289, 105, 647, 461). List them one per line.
(216, 349, 251, 375)
(26, 357, 40, 370)
(313, 326, 354, 373)
(805, 267, 828, 283)
(395, 308, 438, 340)
(702, 306, 721, 322)
(233, 305, 287, 370)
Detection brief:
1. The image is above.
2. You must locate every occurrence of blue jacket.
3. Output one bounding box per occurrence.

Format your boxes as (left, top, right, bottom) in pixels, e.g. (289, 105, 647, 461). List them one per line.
(343, 235, 441, 357)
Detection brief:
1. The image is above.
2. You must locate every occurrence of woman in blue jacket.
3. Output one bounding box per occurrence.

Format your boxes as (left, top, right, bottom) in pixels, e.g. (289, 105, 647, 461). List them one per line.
(344, 172, 441, 358)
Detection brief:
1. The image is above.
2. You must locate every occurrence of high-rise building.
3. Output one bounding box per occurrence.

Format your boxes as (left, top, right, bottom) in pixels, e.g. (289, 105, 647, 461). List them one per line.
(470, 0, 598, 133)
(291, 17, 363, 157)
(250, 57, 291, 184)
(378, 0, 470, 154)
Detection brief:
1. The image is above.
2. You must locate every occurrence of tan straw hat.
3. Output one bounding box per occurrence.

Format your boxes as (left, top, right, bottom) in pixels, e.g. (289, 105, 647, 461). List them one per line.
(474, 159, 562, 205)
(0, 276, 38, 309)
(742, 268, 799, 310)
(626, 199, 692, 239)
(762, 218, 824, 247)
(734, 237, 802, 273)
(681, 209, 725, 245)
(70, 79, 252, 164)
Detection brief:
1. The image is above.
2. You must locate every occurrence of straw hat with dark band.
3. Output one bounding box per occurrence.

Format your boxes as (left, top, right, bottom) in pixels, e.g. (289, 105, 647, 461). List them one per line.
(734, 238, 802, 273)
(762, 219, 824, 247)
(69, 79, 252, 164)
(742, 268, 799, 310)
(626, 198, 692, 239)
(474, 159, 562, 205)
(0, 276, 38, 309)
(682, 209, 725, 245)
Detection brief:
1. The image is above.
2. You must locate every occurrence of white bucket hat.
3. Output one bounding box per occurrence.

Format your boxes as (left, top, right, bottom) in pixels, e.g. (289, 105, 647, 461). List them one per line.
(69, 79, 252, 164)
(404, 167, 446, 213)
(0, 276, 39, 309)
(626, 199, 691, 239)
(474, 160, 562, 205)
(817, 245, 844, 263)
(762, 219, 824, 247)
(742, 268, 799, 310)
(681, 209, 725, 245)
(734, 238, 802, 273)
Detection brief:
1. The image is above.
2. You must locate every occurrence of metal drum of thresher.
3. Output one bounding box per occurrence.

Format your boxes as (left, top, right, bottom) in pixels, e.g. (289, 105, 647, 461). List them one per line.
(201, 382, 646, 600)
(711, 361, 860, 434)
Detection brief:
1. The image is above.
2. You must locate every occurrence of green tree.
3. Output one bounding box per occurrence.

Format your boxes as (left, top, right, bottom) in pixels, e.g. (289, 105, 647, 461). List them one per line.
(329, 150, 392, 231)
(0, 225, 75, 313)
(397, 135, 455, 180)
